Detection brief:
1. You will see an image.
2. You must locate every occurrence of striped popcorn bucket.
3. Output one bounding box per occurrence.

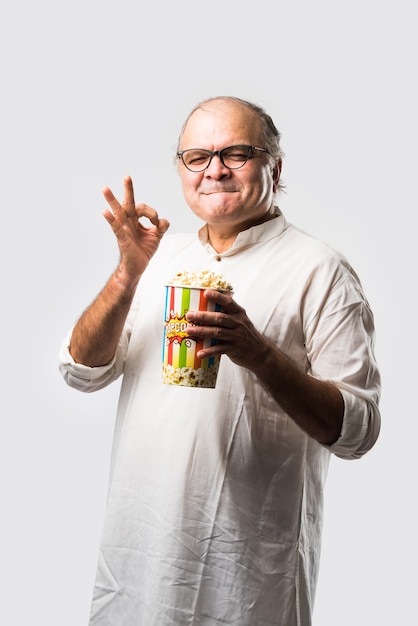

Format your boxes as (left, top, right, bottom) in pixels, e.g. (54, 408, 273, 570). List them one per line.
(162, 285, 222, 387)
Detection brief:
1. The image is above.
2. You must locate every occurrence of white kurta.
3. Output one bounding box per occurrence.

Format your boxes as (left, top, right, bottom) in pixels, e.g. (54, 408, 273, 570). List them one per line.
(59, 211, 381, 625)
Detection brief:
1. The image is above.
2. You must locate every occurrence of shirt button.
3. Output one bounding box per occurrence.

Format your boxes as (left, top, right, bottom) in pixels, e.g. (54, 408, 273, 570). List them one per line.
(215, 256, 221, 262)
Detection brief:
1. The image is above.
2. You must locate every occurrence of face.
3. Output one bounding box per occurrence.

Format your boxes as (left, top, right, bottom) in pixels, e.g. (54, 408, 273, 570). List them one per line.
(178, 100, 280, 232)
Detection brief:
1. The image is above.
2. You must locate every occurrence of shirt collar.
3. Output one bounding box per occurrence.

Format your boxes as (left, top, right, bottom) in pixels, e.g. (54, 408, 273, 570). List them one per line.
(198, 207, 288, 257)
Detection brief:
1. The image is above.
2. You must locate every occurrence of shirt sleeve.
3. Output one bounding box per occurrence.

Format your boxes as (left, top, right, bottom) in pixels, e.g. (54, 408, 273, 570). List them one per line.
(58, 328, 127, 392)
(304, 255, 382, 459)
(328, 384, 381, 459)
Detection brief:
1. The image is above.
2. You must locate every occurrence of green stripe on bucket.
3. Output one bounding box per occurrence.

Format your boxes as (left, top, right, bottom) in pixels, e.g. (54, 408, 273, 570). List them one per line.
(179, 288, 191, 367)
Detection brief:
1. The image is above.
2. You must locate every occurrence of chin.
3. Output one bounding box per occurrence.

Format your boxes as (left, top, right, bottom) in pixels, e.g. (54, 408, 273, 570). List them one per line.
(202, 198, 241, 216)
(200, 208, 238, 223)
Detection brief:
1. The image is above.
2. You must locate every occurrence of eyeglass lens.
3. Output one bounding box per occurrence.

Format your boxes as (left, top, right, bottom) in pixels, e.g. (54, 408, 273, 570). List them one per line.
(181, 145, 252, 171)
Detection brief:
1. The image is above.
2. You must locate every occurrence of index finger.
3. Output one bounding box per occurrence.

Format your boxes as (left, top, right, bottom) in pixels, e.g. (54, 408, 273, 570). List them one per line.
(203, 289, 241, 314)
(135, 203, 170, 235)
(135, 202, 159, 223)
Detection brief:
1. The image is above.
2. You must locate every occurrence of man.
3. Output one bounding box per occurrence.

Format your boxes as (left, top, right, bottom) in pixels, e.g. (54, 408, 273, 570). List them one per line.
(59, 96, 381, 625)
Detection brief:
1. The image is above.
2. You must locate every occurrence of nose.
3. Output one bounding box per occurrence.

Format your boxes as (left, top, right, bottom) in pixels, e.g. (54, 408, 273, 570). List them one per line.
(204, 154, 231, 178)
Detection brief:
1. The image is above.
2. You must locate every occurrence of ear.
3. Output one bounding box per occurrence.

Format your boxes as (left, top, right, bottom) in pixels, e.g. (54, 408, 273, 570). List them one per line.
(272, 159, 282, 193)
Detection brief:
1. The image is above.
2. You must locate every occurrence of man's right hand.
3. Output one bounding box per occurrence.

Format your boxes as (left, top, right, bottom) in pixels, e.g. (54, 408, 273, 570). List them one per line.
(103, 175, 170, 288)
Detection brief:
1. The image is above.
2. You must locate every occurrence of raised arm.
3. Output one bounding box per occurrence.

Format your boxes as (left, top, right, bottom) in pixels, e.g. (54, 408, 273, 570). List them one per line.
(69, 176, 169, 367)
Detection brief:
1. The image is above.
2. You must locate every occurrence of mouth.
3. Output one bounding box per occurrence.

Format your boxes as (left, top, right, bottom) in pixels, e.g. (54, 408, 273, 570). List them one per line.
(200, 186, 239, 194)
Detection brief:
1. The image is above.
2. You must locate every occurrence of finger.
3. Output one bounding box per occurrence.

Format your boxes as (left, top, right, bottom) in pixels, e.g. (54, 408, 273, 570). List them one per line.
(202, 289, 242, 315)
(135, 202, 160, 223)
(103, 187, 127, 223)
(186, 323, 220, 342)
(102, 207, 128, 239)
(102, 186, 120, 213)
(196, 344, 225, 359)
(186, 310, 233, 332)
(135, 203, 170, 233)
(155, 217, 170, 236)
(122, 175, 136, 215)
(102, 176, 135, 218)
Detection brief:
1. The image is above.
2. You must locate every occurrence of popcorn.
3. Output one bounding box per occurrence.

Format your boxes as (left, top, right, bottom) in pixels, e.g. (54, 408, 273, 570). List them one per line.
(162, 363, 219, 388)
(168, 270, 233, 292)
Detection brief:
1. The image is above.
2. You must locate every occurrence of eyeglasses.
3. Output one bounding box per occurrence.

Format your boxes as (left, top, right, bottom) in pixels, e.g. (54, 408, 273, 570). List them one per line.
(177, 144, 270, 172)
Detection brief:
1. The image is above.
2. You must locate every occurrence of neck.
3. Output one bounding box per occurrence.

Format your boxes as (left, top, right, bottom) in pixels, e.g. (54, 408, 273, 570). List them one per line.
(207, 207, 278, 253)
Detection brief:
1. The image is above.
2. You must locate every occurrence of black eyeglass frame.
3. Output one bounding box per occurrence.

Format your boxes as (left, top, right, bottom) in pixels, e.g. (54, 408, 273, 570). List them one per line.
(177, 144, 270, 172)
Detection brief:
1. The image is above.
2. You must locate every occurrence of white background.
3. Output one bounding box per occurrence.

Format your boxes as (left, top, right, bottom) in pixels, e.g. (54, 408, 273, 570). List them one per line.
(1, 1, 416, 624)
